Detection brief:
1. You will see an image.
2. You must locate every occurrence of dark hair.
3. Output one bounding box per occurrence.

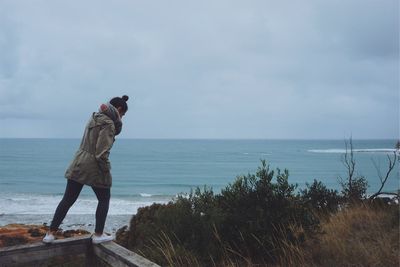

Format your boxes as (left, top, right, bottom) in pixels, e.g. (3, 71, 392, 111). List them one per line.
(110, 95, 129, 112)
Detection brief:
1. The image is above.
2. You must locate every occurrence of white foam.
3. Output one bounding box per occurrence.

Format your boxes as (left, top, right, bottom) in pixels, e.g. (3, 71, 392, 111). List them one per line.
(0, 193, 169, 216)
(242, 152, 271, 156)
(308, 148, 398, 154)
(139, 193, 152, 197)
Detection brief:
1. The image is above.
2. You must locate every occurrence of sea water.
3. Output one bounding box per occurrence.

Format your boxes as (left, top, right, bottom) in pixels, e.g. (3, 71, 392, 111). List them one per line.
(0, 139, 398, 232)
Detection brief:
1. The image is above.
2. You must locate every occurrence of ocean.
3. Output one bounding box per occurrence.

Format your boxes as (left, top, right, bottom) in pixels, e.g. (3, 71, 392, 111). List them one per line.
(0, 139, 398, 233)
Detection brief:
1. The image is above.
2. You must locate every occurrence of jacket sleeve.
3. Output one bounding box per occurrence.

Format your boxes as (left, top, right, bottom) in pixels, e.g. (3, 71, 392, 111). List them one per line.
(95, 123, 115, 174)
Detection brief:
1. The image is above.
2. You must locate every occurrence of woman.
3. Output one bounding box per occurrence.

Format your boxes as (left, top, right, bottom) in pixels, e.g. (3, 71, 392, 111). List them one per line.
(43, 95, 129, 244)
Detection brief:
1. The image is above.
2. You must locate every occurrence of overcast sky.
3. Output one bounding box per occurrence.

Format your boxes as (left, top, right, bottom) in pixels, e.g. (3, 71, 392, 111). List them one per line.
(0, 0, 398, 139)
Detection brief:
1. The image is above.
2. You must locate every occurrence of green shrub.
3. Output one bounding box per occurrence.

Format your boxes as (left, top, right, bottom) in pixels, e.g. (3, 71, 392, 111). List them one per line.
(119, 160, 320, 266)
(300, 179, 341, 215)
(216, 161, 318, 262)
(340, 175, 368, 202)
(122, 188, 224, 265)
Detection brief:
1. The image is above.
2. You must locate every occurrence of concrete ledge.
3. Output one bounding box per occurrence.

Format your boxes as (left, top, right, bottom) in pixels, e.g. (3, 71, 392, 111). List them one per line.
(0, 235, 92, 267)
(0, 236, 160, 267)
(94, 242, 160, 267)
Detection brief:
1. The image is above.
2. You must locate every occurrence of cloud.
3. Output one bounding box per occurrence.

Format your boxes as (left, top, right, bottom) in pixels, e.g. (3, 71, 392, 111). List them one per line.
(0, 0, 398, 138)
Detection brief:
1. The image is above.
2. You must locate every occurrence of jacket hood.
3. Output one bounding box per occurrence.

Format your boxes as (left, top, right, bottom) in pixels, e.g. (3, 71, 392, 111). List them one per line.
(88, 103, 123, 135)
(88, 112, 113, 128)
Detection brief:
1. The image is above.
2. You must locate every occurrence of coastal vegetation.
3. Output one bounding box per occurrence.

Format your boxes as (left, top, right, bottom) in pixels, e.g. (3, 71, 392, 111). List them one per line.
(116, 150, 399, 266)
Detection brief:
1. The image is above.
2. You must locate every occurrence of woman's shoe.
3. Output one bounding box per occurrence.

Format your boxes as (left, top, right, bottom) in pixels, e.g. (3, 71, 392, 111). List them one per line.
(42, 232, 55, 243)
(92, 233, 114, 244)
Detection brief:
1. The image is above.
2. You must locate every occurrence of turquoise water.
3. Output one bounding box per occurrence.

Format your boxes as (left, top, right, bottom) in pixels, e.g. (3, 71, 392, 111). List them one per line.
(0, 139, 398, 231)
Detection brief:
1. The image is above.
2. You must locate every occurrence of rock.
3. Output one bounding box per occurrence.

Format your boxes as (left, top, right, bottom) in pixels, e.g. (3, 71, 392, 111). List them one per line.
(0, 224, 90, 248)
(28, 227, 45, 237)
(63, 229, 90, 238)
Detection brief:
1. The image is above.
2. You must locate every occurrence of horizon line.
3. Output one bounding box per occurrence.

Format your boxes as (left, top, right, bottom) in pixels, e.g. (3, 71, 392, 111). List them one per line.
(0, 137, 398, 141)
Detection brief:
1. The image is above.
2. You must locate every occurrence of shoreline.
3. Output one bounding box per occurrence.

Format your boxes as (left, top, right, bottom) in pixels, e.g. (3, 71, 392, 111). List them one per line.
(0, 214, 132, 234)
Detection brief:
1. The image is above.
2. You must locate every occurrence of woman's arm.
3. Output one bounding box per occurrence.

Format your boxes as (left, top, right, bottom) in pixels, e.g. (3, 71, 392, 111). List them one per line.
(95, 123, 115, 174)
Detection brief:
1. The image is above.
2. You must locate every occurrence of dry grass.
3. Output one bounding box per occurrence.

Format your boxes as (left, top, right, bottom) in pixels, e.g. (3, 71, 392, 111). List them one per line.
(273, 224, 308, 266)
(145, 231, 200, 267)
(143, 204, 399, 267)
(303, 204, 399, 267)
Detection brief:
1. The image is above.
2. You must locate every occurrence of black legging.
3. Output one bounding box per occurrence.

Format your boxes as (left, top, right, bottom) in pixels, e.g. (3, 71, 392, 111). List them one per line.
(50, 179, 110, 234)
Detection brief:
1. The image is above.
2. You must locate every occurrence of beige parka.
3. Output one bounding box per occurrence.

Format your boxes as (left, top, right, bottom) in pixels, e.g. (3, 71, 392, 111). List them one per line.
(65, 111, 116, 188)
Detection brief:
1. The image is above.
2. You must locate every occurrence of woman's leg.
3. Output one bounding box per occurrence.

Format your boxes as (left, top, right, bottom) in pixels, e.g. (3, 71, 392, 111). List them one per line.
(91, 186, 110, 234)
(49, 179, 84, 231)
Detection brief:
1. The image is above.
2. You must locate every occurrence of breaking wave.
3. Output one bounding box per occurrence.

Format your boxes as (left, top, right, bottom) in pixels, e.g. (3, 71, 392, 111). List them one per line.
(308, 149, 398, 154)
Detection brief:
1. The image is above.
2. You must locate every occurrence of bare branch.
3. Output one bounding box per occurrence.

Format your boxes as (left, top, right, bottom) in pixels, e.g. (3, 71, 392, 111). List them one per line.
(369, 152, 398, 200)
(371, 158, 383, 183)
(341, 137, 356, 194)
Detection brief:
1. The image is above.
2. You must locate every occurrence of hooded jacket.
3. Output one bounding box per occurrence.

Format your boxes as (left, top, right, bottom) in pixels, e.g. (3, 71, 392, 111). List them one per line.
(65, 105, 121, 188)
